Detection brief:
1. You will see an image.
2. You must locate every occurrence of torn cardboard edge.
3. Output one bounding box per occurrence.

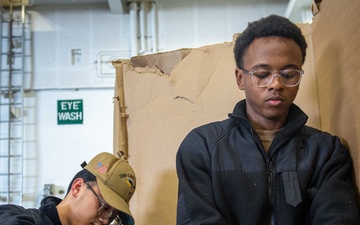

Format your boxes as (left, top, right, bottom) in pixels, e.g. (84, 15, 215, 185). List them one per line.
(129, 49, 192, 75)
(311, 0, 322, 16)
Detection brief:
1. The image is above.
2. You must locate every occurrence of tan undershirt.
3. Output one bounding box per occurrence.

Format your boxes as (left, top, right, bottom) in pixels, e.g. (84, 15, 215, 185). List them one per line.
(254, 128, 282, 153)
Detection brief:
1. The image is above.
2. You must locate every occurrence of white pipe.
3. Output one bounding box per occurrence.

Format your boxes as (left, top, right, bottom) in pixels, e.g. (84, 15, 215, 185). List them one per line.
(129, 2, 138, 57)
(284, 0, 296, 18)
(138, 1, 147, 54)
(151, 1, 158, 53)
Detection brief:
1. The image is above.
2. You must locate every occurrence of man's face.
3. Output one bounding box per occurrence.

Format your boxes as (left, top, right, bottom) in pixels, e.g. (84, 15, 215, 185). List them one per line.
(235, 36, 303, 129)
(70, 181, 117, 225)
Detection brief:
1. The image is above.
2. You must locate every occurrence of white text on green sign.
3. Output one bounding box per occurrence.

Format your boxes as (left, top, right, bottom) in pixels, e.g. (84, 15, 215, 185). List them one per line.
(57, 99, 83, 125)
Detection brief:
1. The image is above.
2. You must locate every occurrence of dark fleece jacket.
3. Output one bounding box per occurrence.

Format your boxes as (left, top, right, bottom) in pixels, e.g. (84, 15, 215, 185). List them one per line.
(176, 100, 360, 225)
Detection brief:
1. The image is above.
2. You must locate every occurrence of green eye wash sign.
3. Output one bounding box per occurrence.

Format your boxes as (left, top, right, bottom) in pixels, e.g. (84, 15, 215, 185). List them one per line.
(57, 99, 83, 125)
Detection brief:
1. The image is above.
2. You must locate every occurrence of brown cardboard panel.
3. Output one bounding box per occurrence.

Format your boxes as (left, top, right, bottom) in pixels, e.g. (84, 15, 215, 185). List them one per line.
(113, 43, 240, 225)
(112, 23, 318, 224)
(295, 24, 320, 128)
(312, 0, 360, 187)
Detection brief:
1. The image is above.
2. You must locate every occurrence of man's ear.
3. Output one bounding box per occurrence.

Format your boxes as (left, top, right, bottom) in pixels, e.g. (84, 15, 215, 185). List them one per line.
(235, 68, 245, 90)
(70, 178, 85, 198)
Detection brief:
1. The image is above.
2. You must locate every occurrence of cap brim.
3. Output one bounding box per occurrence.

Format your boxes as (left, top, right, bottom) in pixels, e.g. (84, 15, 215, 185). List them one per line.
(97, 178, 135, 225)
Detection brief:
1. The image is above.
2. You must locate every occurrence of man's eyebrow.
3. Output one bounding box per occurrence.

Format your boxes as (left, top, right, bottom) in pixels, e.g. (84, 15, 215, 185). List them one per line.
(251, 64, 301, 70)
(282, 64, 302, 70)
(251, 64, 271, 70)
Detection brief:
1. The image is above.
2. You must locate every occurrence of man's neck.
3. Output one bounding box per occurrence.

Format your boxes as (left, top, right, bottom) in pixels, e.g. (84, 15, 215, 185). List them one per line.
(248, 115, 285, 130)
(56, 201, 70, 225)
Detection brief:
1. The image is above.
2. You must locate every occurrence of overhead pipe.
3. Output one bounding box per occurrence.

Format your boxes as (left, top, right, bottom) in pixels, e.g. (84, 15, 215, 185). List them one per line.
(129, 1, 158, 56)
(138, 1, 148, 54)
(150, 1, 158, 53)
(129, 2, 138, 57)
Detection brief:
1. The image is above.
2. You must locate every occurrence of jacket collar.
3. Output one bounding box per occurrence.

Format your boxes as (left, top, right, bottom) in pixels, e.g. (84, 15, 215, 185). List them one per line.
(229, 99, 308, 133)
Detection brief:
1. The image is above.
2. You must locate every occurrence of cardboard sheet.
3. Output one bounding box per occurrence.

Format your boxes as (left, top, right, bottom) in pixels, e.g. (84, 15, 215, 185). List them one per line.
(312, 0, 360, 188)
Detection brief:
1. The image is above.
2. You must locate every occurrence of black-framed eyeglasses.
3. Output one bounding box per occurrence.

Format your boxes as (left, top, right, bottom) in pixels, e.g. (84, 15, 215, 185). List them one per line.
(85, 182, 122, 224)
(239, 67, 304, 87)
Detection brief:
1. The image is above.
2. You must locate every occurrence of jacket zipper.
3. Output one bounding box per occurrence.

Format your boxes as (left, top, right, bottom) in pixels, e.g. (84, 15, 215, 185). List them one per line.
(251, 128, 275, 225)
(268, 139, 289, 225)
(269, 159, 275, 225)
(232, 109, 299, 225)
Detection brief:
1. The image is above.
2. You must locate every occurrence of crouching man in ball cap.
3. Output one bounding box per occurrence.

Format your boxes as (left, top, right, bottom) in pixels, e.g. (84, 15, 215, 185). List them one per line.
(0, 152, 136, 225)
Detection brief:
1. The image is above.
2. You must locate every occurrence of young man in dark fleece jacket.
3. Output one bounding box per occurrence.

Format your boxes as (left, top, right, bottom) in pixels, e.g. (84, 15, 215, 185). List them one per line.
(176, 15, 360, 225)
(0, 152, 136, 225)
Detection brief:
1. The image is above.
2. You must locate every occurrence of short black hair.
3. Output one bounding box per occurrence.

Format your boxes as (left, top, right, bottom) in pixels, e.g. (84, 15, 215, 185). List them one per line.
(234, 14, 308, 68)
(66, 169, 96, 194)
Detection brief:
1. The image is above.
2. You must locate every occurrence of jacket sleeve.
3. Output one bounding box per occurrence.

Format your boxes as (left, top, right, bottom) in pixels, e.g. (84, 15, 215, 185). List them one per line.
(309, 136, 360, 224)
(0, 205, 36, 225)
(176, 128, 228, 225)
